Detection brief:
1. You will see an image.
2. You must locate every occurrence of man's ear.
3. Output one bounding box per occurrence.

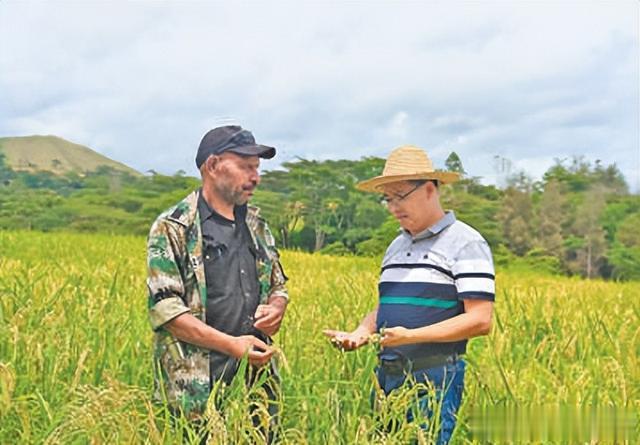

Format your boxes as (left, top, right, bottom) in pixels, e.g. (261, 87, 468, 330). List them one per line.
(205, 155, 219, 173)
(425, 181, 438, 198)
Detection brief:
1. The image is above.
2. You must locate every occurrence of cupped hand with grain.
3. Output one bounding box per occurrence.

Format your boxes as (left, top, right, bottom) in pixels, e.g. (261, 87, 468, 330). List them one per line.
(323, 329, 369, 351)
(323, 309, 378, 351)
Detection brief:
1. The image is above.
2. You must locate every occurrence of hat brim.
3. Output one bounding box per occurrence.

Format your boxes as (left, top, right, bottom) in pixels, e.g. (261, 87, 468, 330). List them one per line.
(356, 171, 460, 193)
(226, 144, 276, 159)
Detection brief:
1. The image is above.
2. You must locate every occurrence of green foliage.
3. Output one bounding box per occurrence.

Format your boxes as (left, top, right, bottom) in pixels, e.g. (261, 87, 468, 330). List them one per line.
(523, 248, 563, 275)
(443, 185, 501, 248)
(319, 241, 354, 256)
(498, 186, 534, 256)
(493, 245, 562, 276)
(355, 216, 400, 257)
(288, 225, 316, 252)
(566, 186, 608, 278)
(607, 213, 640, 280)
(535, 180, 566, 260)
(0, 150, 637, 280)
(0, 148, 16, 184)
(601, 196, 640, 243)
(608, 244, 640, 280)
(253, 157, 385, 252)
(445, 151, 466, 175)
(0, 166, 199, 236)
(543, 157, 627, 194)
(616, 212, 640, 248)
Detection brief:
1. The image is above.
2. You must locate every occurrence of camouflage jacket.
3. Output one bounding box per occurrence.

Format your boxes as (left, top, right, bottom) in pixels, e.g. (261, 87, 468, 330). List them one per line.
(146, 189, 288, 418)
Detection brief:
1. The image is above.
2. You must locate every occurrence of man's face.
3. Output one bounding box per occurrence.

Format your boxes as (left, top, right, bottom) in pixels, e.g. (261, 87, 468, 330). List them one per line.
(208, 152, 261, 205)
(381, 181, 430, 233)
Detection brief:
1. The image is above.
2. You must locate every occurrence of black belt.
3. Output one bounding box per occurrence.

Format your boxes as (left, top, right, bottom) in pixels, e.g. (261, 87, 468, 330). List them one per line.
(379, 353, 459, 375)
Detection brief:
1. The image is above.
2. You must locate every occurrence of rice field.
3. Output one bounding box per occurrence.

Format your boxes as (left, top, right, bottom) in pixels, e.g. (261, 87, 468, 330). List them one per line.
(0, 231, 638, 444)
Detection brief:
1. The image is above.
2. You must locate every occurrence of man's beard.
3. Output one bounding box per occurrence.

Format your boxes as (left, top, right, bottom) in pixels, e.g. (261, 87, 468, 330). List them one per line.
(215, 181, 253, 206)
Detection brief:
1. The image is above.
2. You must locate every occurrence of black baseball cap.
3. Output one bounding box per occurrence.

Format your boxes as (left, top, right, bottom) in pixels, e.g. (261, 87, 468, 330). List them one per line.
(195, 125, 276, 168)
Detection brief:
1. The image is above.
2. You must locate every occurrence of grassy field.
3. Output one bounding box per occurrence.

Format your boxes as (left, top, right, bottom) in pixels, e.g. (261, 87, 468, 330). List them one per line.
(0, 231, 638, 444)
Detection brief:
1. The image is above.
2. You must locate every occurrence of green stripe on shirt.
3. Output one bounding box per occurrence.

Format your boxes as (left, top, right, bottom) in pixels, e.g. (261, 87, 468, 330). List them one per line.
(379, 296, 458, 309)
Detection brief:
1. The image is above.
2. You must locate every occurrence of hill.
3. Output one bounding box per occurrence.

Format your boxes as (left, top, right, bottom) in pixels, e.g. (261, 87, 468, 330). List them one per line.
(0, 135, 141, 176)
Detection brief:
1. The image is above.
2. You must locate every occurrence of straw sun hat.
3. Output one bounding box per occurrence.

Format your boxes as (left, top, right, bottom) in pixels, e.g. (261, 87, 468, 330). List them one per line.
(356, 145, 460, 193)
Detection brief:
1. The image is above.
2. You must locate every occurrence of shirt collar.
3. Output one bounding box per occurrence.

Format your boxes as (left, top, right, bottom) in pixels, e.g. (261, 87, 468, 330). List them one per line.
(197, 189, 247, 225)
(406, 211, 456, 241)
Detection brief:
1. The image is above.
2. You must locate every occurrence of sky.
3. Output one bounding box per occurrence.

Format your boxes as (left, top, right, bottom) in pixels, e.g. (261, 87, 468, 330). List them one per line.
(1, 1, 638, 191)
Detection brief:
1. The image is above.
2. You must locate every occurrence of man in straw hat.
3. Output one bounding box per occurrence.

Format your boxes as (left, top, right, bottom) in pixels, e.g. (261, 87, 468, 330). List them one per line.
(324, 145, 494, 444)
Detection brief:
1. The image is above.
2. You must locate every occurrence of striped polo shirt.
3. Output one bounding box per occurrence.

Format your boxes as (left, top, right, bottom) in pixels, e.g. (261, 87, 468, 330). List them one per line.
(376, 211, 495, 361)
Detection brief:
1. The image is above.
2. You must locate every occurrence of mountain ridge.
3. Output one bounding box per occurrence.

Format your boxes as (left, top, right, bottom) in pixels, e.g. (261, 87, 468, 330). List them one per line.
(0, 135, 141, 176)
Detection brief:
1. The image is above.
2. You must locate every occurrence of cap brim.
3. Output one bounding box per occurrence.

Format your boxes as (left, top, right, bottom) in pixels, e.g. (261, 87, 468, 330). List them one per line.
(226, 145, 276, 159)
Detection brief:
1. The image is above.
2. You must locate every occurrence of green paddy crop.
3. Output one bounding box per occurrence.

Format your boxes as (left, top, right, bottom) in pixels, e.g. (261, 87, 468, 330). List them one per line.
(0, 231, 638, 444)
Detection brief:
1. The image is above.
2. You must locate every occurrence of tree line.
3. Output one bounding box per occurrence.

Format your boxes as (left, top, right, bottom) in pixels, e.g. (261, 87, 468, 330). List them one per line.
(0, 149, 638, 280)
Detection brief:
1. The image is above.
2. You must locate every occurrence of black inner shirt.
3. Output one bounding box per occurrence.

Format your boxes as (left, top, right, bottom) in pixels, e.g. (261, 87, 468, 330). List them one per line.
(198, 192, 262, 384)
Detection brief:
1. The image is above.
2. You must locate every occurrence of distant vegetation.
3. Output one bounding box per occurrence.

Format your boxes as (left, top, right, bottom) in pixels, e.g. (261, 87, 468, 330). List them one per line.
(0, 142, 638, 280)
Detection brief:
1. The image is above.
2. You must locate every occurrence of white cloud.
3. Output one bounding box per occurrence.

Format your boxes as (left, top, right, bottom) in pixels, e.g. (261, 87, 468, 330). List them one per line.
(385, 112, 410, 140)
(0, 1, 637, 190)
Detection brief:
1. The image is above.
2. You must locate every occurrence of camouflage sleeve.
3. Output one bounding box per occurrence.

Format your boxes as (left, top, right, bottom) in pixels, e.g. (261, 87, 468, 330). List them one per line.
(147, 218, 190, 330)
(264, 221, 289, 301)
(269, 260, 288, 301)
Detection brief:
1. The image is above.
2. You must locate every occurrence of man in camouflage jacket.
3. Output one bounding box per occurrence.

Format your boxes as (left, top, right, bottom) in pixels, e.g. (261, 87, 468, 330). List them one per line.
(146, 126, 288, 419)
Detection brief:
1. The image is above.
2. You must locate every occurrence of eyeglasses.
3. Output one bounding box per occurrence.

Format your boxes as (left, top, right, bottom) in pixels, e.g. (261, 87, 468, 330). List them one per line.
(380, 183, 423, 206)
